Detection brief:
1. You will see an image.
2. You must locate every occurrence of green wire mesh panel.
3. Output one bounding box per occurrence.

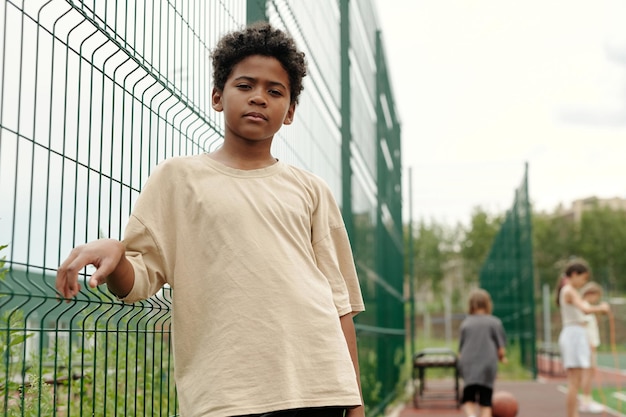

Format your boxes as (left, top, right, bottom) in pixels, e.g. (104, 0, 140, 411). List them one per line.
(0, 1, 244, 415)
(0, 268, 176, 416)
(479, 163, 537, 377)
(0, 0, 404, 415)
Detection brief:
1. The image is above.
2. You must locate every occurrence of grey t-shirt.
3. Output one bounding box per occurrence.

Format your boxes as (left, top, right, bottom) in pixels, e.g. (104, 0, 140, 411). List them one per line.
(458, 314, 506, 388)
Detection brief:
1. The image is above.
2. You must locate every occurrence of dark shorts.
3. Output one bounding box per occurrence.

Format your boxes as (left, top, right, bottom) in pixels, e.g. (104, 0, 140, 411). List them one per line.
(462, 384, 493, 407)
(234, 407, 346, 417)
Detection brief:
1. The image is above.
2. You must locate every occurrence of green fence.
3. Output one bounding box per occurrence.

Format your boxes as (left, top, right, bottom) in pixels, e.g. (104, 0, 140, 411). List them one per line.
(479, 163, 537, 377)
(0, 0, 405, 415)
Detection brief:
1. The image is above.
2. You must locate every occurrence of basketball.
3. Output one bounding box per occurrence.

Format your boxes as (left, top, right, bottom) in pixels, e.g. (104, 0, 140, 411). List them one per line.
(492, 390, 519, 417)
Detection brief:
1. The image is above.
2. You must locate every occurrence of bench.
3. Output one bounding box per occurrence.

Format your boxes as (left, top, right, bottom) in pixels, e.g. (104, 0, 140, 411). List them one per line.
(537, 343, 566, 377)
(412, 347, 460, 408)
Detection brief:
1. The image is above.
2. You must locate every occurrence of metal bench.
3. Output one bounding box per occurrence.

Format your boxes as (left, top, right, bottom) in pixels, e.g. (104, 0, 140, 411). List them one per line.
(537, 342, 566, 377)
(412, 347, 460, 408)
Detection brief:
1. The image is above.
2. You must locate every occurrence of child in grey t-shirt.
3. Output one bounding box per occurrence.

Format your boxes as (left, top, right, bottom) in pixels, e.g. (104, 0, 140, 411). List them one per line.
(458, 289, 507, 417)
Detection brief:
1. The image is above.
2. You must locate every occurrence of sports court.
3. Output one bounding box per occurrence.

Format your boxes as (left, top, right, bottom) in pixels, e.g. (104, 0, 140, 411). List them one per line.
(391, 355, 626, 417)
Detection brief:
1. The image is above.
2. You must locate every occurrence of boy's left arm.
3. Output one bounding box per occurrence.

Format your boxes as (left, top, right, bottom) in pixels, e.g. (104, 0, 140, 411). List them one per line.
(498, 346, 508, 364)
(340, 312, 365, 417)
(496, 321, 508, 364)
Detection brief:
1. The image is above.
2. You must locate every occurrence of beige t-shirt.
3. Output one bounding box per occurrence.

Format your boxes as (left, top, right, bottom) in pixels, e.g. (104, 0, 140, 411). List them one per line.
(121, 155, 365, 417)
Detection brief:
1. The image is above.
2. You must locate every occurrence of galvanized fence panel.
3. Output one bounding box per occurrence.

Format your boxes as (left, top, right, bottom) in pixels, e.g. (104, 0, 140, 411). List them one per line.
(0, 0, 405, 415)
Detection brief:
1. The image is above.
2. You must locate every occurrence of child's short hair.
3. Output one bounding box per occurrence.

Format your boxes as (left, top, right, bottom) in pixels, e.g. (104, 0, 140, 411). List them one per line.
(580, 281, 602, 298)
(211, 22, 307, 104)
(468, 288, 493, 314)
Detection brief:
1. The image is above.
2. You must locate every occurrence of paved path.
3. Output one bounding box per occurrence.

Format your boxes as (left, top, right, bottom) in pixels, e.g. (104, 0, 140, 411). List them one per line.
(388, 353, 626, 417)
(391, 377, 625, 417)
(396, 379, 565, 417)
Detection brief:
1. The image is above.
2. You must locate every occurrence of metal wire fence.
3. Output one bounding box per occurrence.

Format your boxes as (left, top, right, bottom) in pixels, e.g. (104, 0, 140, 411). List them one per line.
(0, 0, 405, 415)
(480, 163, 537, 377)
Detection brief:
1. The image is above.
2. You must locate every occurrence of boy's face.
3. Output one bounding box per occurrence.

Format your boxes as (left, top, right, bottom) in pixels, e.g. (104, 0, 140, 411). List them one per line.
(211, 55, 295, 143)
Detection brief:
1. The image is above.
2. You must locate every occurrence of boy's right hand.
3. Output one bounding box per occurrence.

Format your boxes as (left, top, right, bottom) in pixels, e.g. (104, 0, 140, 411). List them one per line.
(56, 239, 125, 301)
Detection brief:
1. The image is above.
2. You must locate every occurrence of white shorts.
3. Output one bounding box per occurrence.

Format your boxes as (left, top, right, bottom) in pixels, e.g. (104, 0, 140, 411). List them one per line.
(559, 325, 591, 369)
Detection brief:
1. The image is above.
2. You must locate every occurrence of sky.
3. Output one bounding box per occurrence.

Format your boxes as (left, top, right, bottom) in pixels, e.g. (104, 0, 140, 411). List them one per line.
(375, 0, 626, 226)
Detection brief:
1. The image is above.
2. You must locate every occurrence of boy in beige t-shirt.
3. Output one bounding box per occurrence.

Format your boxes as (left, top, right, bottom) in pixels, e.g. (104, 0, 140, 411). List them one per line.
(56, 23, 365, 417)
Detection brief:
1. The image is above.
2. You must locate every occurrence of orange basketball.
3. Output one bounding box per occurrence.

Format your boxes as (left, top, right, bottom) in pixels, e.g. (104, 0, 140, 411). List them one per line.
(492, 390, 519, 417)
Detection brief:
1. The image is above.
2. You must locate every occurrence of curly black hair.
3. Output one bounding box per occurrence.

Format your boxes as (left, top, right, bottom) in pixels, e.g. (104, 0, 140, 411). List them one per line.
(211, 22, 307, 104)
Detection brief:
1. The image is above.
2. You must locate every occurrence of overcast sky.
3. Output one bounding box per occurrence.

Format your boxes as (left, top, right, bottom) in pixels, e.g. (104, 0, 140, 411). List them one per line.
(375, 0, 626, 226)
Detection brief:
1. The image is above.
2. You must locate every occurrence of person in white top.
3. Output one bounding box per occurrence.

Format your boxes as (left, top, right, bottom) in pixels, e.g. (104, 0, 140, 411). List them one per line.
(56, 22, 366, 417)
(579, 282, 604, 413)
(557, 260, 610, 417)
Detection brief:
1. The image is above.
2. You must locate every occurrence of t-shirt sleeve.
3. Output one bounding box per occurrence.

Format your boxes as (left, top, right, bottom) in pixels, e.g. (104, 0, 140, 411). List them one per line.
(118, 161, 174, 303)
(458, 323, 466, 351)
(493, 318, 506, 348)
(311, 182, 365, 316)
(119, 215, 168, 303)
(314, 227, 365, 316)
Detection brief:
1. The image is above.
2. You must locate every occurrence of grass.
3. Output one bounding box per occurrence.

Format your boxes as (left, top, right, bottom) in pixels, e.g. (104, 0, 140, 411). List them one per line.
(592, 387, 626, 414)
(410, 337, 533, 381)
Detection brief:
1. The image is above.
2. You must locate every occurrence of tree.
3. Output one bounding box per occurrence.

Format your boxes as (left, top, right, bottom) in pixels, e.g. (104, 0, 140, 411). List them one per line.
(577, 205, 626, 293)
(532, 212, 579, 287)
(459, 207, 502, 283)
(532, 205, 626, 293)
(407, 219, 450, 296)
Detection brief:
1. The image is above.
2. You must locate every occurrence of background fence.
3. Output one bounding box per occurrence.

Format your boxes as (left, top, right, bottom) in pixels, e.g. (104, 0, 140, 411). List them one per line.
(479, 163, 537, 377)
(0, 0, 405, 415)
